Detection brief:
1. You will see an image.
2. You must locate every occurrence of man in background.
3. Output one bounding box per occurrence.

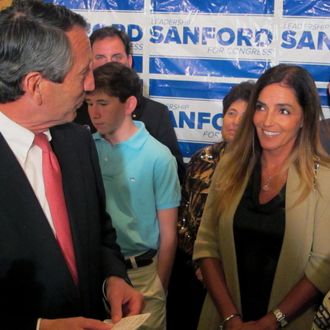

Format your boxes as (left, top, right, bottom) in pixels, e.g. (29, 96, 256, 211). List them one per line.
(75, 26, 185, 183)
(0, 1, 143, 329)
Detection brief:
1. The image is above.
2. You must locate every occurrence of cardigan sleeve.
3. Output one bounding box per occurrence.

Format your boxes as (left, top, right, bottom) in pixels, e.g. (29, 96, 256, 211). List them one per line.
(305, 165, 330, 293)
(192, 160, 223, 262)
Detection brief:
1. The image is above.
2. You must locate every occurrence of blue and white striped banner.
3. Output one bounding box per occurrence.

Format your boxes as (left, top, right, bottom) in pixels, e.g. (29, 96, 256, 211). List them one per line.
(49, 0, 330, 159)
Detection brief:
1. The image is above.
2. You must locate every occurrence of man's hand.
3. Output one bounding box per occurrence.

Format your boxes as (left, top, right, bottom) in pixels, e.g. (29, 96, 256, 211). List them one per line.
(106, 276, 144, 324)
(40, 317, 113, 330)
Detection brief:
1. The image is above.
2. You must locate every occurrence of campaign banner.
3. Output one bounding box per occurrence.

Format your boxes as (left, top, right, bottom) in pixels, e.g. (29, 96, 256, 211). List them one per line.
(49, 0, 330, 159)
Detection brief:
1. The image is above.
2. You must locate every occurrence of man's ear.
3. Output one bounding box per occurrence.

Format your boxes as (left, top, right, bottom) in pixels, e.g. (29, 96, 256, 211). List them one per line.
(22, 72, 43, 105)
(125, 95, 137, 115)
(127, 54, 133, 68)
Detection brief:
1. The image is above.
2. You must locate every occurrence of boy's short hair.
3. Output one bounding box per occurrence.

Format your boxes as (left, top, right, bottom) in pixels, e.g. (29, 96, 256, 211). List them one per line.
(89, 62, 142, 103)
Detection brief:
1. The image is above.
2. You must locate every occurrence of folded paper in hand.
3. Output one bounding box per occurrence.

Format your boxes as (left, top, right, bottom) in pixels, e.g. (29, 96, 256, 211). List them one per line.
(104, 313, 151, 330)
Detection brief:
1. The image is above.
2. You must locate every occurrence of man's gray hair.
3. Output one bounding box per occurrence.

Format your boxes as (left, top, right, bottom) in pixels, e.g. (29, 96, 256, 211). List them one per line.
(0, 0, 88, 103)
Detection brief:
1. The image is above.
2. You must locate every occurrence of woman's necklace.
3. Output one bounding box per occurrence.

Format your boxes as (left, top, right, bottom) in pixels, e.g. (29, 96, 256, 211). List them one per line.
(261, 175, 273, 191)
(261, 170, 288, 192)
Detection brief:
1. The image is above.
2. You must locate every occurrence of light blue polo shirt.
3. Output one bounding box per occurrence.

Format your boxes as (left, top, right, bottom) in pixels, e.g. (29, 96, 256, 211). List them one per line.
(93, 121, 181, 257)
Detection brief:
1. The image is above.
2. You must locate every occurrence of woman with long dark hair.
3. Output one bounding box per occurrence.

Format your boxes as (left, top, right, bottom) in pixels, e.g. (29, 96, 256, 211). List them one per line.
(194, 64, 330, 330)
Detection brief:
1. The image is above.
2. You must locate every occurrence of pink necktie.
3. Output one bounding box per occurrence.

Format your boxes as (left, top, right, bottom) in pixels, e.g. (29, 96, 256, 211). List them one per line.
(34, 133, 78, 285)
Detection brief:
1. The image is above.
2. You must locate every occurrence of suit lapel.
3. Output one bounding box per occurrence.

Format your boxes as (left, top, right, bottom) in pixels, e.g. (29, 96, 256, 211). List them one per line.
(0, 133, 54, 236)
(0, 132, 80, 297)
(50, 126, 90, 291)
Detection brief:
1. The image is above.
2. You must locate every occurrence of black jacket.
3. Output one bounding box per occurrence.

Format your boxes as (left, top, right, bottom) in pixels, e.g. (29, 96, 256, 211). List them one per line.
(0, 123, 127, 329)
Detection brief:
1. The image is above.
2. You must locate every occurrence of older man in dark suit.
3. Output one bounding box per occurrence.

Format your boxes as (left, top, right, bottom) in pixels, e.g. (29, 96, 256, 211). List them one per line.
(0, 1, 143, 330)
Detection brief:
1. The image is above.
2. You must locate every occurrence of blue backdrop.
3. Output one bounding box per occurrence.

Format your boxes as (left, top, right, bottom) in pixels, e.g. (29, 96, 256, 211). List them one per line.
(49, 0, 330, 159)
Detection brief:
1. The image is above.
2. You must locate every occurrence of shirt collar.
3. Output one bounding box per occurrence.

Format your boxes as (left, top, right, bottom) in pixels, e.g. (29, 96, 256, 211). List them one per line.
(0, 111, 51, 166)
(93, 121, 149, 150)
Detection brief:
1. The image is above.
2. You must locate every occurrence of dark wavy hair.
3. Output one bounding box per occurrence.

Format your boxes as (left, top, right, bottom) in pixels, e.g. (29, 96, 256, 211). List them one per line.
(90, 26, 132, 56)
(88, 62, 142, 103)
(222, 81, 255, 115)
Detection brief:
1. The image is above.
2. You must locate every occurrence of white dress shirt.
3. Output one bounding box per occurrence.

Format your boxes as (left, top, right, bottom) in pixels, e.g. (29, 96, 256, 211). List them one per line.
(0, 112, 58, 329)
(0, 112, 56, 232)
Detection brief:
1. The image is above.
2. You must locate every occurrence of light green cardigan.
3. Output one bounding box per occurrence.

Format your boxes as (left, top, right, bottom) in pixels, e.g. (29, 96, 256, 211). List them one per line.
(193, 163, 330, 330)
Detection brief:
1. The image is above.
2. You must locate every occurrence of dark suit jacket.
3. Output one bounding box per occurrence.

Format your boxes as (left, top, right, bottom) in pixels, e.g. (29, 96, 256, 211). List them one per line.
(75, 96, 185, 182)
(0, 123, 127, 330)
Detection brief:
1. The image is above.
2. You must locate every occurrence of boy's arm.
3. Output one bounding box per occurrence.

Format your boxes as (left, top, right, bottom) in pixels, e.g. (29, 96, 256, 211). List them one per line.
(157, 207, 178, 291)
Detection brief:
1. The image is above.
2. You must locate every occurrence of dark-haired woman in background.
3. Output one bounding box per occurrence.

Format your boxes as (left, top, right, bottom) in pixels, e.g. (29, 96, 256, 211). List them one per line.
(178, 81, 255, 257)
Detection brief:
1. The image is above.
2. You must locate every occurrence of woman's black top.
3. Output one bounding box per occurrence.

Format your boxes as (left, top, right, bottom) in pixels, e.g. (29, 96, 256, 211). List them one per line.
(233, 162, 285, 321)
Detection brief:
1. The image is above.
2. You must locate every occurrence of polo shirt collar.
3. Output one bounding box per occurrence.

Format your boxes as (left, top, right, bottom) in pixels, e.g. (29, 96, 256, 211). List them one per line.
(93, 121, 149, 150)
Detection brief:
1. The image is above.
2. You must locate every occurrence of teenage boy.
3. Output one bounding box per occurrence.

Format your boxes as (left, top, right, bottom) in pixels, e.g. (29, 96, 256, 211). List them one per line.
(86, 62, 181, 329)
